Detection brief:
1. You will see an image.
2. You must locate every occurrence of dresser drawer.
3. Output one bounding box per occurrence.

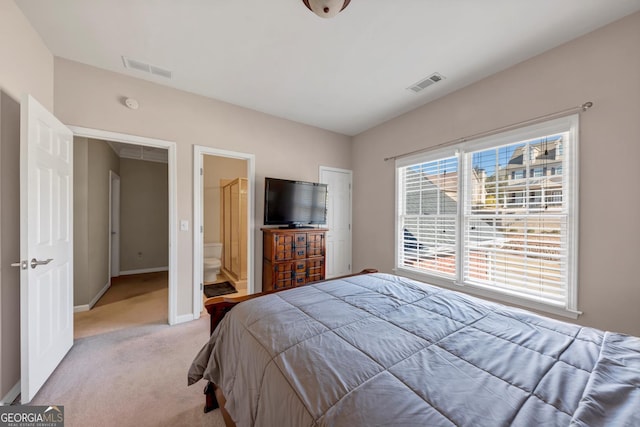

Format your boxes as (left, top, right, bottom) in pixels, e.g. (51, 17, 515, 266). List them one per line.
(262, 228, 327, 292)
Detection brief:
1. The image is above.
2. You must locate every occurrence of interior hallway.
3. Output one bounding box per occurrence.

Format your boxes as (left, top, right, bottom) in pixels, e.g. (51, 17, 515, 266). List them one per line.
(74, 269, 250, 340)
(74, 271, 168, 339)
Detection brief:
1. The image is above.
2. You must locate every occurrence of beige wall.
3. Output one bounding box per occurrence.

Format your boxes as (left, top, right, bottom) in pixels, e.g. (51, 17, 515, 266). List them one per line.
(53, 58, 352, 314)
(73, 137, 90, 306)
(352, 12, 640, 336)
(0, 0, 54, 400)
(74, 138, 120, 306)
(203, 155, 247, 244)
(119, 158, 169, 272)
(87, 140, 120, 304)
(0, 1, 53, 111)
(0, 92, 21, 398)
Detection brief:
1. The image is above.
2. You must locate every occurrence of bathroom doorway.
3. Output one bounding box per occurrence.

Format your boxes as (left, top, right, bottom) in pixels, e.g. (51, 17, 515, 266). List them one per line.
(193, 146, 255, 316)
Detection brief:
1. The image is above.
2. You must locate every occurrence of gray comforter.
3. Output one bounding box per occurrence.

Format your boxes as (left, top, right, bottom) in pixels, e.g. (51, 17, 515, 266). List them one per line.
(189, 273, 640, 426)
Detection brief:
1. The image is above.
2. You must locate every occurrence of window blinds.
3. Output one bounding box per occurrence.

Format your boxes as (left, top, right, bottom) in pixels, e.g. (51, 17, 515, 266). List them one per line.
(463, 134, 569, 306)
(396, 115, 577, 311)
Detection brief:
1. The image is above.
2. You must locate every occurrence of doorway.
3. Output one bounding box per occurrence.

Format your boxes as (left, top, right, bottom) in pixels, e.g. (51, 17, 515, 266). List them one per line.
(193, 146, 255, 316)
(69, 127, 179, 325)
(15, 99, 178, 404)
(74, 138, 171, 338)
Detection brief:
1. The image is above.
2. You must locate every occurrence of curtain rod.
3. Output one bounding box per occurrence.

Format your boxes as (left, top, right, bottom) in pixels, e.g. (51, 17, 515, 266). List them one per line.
(383, 101, 593, 162)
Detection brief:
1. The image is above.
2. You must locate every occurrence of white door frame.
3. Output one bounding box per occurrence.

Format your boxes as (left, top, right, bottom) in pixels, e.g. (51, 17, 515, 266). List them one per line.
(109, 171, 121, 278)
(68, 126, 180, 325)
(193, 146, 255, 317)
(319, 166, 353, 277)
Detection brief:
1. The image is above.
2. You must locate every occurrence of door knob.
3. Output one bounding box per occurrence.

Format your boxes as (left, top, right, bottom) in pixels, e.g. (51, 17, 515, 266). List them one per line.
(30, 258, 53, 269)
(11, 260, 28, 270)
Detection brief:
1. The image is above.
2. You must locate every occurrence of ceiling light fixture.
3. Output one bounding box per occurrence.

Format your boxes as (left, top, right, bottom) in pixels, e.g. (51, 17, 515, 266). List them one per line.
(302, 0, 351, 18)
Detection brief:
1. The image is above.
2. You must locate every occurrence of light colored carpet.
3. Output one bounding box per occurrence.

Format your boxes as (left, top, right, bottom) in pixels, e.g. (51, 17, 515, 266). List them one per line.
(31, 317, 226, 427)
(74, 273, 169, 339)
(28, 272, 225, 426)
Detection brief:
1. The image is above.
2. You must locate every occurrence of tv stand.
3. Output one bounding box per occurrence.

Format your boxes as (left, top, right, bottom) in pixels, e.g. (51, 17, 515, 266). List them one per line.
(262, 228, 327, 291)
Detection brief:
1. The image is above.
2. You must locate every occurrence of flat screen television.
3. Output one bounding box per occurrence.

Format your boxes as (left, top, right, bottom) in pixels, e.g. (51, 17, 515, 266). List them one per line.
(264, 177, 328, 228)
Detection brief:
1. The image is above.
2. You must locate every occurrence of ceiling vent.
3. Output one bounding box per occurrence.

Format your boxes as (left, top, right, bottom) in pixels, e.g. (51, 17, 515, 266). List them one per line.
(107, 141, 168, 164)
(122, 56, 172, 79)
(407, 72, 445, 93)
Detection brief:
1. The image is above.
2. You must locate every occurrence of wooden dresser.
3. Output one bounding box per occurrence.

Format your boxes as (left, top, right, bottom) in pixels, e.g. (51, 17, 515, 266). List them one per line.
(262, 228, 328, 291)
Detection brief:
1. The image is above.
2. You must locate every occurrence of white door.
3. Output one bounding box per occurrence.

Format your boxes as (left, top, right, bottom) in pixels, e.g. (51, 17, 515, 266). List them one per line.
(319, 167, 352, 278)
(110, 171, 120, 277)
(20, 95, 74, 403)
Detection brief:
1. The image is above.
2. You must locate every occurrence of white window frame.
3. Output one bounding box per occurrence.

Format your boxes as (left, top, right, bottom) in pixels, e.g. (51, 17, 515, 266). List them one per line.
(395, 115, 580, 319)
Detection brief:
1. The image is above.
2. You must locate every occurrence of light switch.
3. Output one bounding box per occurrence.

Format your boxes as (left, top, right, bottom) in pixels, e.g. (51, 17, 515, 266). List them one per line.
(180, 220, 189, 231)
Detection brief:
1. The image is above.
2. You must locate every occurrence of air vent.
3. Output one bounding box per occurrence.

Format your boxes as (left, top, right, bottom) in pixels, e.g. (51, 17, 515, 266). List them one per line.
(122, 56, 172, 79)
(149, 65, 172, 79)
(407, 72, 445, 93)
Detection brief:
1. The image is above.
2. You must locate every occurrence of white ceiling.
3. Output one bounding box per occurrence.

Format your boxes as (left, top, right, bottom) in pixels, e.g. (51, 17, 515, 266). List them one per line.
(16, 0, 640, 136)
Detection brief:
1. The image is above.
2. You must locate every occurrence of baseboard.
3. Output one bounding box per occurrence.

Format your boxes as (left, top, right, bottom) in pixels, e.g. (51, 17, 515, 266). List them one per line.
(119, 266, 169, 275)
(174, 313, 196, 325)
(0, 381, 20, 405)
(73, 280, 111, 313)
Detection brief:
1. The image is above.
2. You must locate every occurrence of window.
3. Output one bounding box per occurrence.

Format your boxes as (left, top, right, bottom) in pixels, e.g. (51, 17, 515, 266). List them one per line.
(396, 115, 579, 316)
(400, 157, 458, 277)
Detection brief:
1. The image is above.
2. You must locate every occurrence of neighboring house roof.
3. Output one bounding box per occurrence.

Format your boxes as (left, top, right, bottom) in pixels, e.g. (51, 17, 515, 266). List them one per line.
(403, 169, 493, 254)
(404, 169, 458, 216)
(505, 137, 563, 171)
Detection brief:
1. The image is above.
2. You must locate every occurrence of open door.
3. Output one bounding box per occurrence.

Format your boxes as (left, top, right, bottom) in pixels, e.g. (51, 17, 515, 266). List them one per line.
(19, 95, 74, 403)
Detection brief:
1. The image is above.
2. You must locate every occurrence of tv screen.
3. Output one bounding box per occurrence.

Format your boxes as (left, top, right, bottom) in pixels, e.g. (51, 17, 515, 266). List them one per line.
(264, 178, 327, 227)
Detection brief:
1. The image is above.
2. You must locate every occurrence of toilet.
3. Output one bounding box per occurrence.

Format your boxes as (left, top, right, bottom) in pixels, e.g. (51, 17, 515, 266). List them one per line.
(203, 242, 223, 282)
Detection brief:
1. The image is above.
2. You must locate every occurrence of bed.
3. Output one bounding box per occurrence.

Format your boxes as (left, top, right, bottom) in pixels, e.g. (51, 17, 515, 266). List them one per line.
(188, 270, 640, 426)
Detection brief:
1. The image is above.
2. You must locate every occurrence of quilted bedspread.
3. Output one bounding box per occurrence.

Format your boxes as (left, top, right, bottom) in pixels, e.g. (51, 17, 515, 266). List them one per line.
(188, 273, 640, 426)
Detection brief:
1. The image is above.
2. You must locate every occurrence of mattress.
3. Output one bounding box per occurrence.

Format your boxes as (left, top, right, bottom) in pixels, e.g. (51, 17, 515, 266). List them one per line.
(189, 273, 640, 426)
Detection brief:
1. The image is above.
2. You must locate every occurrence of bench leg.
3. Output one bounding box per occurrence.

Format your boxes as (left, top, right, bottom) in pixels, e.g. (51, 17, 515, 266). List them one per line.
(204, 381, 219, 413)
